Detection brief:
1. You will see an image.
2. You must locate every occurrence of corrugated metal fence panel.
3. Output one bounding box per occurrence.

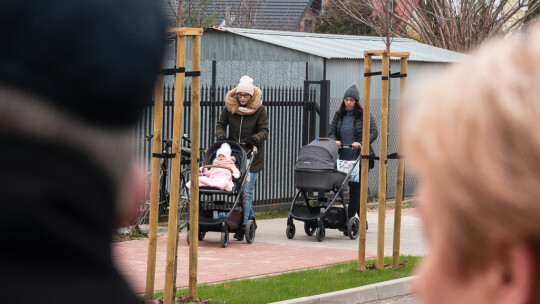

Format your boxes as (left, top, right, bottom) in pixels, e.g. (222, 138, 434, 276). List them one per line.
(324, 59, 452, 199)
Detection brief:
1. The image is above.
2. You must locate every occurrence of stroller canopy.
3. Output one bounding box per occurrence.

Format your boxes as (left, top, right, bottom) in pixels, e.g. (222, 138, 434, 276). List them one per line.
(204, 141, 247, 173)
(295, 139, 339, 172)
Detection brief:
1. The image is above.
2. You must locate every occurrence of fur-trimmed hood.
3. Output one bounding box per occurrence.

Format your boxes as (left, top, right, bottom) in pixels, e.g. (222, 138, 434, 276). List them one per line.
(225, 87, 263, 115)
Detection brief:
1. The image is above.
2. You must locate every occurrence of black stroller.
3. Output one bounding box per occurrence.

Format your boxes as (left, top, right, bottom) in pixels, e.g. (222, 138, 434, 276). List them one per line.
(187, 140, 256, 248)
(286, 138, 360, 242)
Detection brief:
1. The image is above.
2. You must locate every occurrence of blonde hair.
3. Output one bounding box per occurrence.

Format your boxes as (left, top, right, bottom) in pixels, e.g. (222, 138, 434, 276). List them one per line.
(405, 24, 540, 284)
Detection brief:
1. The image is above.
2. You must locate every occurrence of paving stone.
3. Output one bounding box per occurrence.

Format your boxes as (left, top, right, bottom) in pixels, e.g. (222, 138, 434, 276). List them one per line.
(112, 208, 428, 295)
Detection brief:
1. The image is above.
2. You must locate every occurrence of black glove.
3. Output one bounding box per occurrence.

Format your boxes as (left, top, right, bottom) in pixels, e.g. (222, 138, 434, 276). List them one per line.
(245, 138, 258, 149)
(218, 136, 227, 142)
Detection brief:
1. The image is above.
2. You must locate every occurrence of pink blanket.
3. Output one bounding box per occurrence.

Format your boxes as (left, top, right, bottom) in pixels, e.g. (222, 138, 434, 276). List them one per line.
(187, 158, 240, 191)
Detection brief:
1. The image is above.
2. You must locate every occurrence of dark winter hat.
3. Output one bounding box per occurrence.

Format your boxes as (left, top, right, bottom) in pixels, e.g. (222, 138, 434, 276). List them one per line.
(0, 0, 166, 127)
(343, 83, 361, 102)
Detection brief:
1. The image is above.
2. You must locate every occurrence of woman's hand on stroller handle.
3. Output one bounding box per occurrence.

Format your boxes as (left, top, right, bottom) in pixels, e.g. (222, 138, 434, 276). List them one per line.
(240, 142, 258, 155)
(341, 142, 362, 149)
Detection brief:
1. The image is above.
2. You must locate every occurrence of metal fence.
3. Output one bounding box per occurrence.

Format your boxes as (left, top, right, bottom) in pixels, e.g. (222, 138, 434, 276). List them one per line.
(135, 85, 317, 210)
(135, 83, 416, 210)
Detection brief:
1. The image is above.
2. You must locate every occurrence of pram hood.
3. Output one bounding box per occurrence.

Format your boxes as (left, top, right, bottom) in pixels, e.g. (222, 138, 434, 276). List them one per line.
(295, 139, 339, 172)
(204, 141, 247, 173)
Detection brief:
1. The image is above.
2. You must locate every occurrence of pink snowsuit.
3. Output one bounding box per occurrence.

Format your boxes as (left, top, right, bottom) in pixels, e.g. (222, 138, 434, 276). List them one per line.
(187, 157, 240, 191)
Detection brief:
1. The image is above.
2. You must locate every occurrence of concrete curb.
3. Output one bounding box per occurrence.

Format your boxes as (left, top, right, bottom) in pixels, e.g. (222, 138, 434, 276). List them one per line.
(269, 276, 415, 304)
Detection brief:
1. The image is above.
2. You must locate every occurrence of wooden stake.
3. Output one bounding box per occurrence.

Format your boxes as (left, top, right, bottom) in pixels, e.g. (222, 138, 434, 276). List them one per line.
(171, 33, 188, 300)
(364, 50, 387, 56)
(392, 57, 408, 267)
(387, 51, 410, 58)
(377, 53, 390, 269)
(358, 55, 372, 271)
(188, 34, 202, 300)
(144, 75, 164, 302)
(167, 27, 204, 36)
(163, 33, 187, 304)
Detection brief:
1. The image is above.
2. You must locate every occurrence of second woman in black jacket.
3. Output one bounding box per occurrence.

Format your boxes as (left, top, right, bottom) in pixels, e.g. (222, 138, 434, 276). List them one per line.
(329, 83, 378, 227)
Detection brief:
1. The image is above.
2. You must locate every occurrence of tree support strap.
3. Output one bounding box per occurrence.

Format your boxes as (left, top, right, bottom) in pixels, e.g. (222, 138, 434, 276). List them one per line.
(364, 71, 407, 79)
(361, 153, 404, 163)
(364, 71, 382, 77)
(159, 67, 201, 77)
(386, 152, 404, 159)
(390, 72, 407, 78)
(361, 155, 379, 160)
(152, 153, 176, 158)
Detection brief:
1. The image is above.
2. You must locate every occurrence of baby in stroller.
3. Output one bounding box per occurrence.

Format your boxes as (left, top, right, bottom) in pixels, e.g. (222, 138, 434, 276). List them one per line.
(187, 143, 240, 191)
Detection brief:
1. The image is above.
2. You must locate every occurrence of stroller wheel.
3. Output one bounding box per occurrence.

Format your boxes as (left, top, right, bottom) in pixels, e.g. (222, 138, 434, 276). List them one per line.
(304, 222, 316, 236)
(286, 224, 296, 239)
(186, 229, 190, 245)
(220, 230, 229, 248)
(198, 230, 206, 241)
(245, 219, 256, 244)
(347, 217, 359, 240)
(316, 226, 325, 242)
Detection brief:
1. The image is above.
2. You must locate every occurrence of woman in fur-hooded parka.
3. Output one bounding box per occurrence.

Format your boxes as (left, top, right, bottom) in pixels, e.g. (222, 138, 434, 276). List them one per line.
(215, 84, 269, 172)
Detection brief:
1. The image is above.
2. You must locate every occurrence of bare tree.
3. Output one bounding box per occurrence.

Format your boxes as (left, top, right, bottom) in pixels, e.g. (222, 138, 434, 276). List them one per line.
(164, 0, 183, 26)
(164, 0, 218, 27)
(333, 0, 540, 52)
(219, 0, 265, 28)
(332, 1, 402, 49)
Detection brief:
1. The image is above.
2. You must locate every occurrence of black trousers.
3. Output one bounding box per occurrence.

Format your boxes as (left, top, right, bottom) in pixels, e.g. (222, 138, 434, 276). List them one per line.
(348, 181, 360, 219)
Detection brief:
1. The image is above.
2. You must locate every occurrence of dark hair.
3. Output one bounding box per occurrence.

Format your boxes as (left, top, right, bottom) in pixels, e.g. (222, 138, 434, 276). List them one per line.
(337, 98, 363, 118)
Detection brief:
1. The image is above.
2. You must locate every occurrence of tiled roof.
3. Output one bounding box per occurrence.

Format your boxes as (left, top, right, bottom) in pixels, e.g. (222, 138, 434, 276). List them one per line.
(162, 0, 314, 31)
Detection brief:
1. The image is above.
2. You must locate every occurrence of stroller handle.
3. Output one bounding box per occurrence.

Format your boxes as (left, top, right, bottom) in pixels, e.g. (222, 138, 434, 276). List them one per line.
(341, 144, 360, 149)
(240, 142, 258, 155)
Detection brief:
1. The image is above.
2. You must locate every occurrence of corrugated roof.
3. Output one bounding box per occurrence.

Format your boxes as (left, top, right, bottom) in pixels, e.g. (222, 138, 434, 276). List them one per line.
(208, 27, 467, 63)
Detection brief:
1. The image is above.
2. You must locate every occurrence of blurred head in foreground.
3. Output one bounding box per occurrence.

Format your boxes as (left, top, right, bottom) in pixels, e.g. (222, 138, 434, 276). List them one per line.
(0, 0, 165, 303)
(405, 24, 540, 304)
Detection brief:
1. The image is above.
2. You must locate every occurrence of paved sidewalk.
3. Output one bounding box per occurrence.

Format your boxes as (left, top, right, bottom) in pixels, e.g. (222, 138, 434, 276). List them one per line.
(112, 208, 428, 295)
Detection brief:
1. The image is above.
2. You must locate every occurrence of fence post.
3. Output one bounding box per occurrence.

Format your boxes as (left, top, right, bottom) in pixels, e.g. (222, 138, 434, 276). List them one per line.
(319, 80, 330, 137)
(302, 81, 309, 146)
(210, 60, 217, 140)
(309, 88, 316, 142)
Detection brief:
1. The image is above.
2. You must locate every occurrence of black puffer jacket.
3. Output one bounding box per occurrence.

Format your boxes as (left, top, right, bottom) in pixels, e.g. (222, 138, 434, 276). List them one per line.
(329, 112, 379, 168)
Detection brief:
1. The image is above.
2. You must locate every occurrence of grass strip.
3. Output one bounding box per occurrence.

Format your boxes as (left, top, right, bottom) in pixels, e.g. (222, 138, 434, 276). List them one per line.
(254, 209, 289, 220)
(152, 255, 419, 304)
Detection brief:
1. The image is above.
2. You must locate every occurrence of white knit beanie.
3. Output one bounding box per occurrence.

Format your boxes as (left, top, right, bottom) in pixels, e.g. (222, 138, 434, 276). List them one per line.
(236, 75, 255, 96)
(216, 143, 232, 159)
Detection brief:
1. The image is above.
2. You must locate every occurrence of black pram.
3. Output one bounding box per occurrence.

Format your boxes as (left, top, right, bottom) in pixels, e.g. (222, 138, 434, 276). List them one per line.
(286, 138, 360, 242)
(187, 140, 256, 248)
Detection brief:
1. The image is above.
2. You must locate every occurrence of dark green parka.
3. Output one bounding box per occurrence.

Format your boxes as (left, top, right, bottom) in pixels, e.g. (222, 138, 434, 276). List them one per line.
(215, 87, 269, 172)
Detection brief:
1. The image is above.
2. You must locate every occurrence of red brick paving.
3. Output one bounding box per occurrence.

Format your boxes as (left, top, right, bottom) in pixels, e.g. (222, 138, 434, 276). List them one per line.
(113, 235, 376, 294)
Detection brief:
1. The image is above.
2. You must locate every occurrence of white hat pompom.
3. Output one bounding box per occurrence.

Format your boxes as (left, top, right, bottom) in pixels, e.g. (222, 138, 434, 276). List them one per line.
(236, 75, 255, 96)
(216, 142, 232, 159)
